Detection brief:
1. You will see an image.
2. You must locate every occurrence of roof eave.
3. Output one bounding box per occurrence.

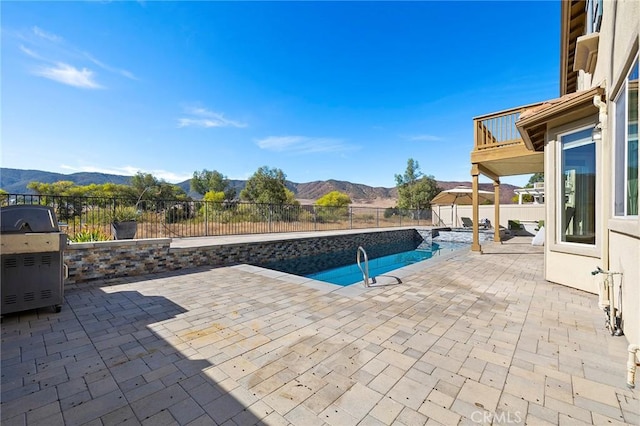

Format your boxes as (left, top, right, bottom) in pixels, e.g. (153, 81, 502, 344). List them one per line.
(560, 0, 587, 96)
(516, 87, 603, 150)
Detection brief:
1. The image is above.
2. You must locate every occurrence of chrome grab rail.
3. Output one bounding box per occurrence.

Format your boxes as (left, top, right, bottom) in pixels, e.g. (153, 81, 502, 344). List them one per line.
(357, 246, 373, 287)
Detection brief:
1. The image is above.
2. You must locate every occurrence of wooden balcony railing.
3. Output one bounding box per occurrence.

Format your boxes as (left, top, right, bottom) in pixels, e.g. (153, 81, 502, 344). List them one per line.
(473, 106, 534, 151)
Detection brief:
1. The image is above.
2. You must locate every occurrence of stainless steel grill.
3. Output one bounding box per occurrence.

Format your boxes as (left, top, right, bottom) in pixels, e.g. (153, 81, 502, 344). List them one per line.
(1, 205, 67, 315)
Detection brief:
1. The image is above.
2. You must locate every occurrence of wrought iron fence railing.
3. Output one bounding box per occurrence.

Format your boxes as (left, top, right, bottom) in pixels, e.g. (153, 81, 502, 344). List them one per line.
(1, 194, 433, 241)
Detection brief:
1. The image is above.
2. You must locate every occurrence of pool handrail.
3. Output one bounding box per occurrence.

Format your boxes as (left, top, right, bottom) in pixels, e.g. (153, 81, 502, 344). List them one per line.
(357, 246, 376, 287)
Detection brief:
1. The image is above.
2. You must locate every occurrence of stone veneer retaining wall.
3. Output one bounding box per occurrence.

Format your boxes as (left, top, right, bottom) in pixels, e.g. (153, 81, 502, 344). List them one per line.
(64, 229, 422, 284)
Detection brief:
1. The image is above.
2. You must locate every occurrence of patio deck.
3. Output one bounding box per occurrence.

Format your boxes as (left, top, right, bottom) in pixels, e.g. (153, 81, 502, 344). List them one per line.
(1, 236, 638, 425)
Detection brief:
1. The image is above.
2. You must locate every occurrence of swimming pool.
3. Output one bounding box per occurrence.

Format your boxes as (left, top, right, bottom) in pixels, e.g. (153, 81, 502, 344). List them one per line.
(259, 240, 467, 286)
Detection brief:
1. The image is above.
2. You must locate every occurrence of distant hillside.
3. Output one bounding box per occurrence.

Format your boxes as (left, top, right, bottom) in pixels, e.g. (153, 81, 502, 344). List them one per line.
(293, 179, 397, 200)
(0, 168, 133, 193)
(0, 168, 518, 205)
(291, 179, 515, 205)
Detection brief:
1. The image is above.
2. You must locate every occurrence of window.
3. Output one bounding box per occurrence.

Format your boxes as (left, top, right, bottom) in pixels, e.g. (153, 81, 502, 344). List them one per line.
(586, 0, 603, 33)
(614, 57, 639, 217)
(560, 127, 596, 244)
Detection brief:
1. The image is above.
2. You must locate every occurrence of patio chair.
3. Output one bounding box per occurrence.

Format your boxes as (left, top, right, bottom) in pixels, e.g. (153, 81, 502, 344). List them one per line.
(461, 217, 473, 228)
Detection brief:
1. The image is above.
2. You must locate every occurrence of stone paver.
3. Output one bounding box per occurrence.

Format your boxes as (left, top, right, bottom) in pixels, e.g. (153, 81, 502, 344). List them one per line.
(1, 235, 638, 425)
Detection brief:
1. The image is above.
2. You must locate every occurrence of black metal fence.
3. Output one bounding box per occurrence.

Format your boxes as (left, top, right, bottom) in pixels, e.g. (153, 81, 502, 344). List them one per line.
(1, 194, 433, 241)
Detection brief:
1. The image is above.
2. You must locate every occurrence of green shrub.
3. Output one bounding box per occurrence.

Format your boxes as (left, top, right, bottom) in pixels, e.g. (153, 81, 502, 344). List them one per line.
(298, 210, 314, 223)
(384, 207, 399, 219)
(236, 203, 263, 222)
(316, 191, 351, 207)
(316, 205, 349, 223)
(165, 202, 193, 223)
(110, 206, 139, 222)
(84, 207, 111, 226)
(70, 229, 111, 242)
(353, 213, 375, 222)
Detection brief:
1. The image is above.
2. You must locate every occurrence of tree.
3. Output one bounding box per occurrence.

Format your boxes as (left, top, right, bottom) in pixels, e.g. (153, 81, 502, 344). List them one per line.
(26, 181, 135, 213)
(157, 181, 188, 200)
(315, 191, 351, 222)
(240, 166, 289, 204)
(89, 182, 133, 199)
(26, 181, 89, 220)
(284, 188, 299, 206)
(191, 169, 235, 200)
(26, 176, 186, 203)
(27, 180, 76, 196)
(130, 172, 161, 202)
(512, 172, 544, 203)
(395, 158, 440, 211)
(526, 172, 544, 187)
(315, 191, 352, 207)
(130, 172, 188, 210)
(203, 190, 226, 204)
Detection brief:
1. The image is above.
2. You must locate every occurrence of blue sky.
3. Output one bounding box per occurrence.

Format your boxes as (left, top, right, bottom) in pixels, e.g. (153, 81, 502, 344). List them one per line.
(2, 1, 559, 188)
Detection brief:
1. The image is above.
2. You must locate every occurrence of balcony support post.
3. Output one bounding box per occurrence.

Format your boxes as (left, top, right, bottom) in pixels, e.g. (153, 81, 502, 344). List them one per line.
(471, 164, 482, 252)
(493, 181, 501, 242)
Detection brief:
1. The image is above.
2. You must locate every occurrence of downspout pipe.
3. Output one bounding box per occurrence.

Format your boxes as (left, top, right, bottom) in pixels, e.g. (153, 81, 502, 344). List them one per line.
(592, 92, 610, 277)
(628, 344, 640, 388)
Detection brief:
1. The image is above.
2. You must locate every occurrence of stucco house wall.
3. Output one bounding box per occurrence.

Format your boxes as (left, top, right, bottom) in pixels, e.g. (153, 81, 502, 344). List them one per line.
(544, 0, 639, 344)
(600, 0, 640, 347)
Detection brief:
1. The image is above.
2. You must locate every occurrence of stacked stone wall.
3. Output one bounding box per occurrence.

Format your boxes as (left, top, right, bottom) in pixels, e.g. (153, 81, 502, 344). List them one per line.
(64, 229, 422, 284)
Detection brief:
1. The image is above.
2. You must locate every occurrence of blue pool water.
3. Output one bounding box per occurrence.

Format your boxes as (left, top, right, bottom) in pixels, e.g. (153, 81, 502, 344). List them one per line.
(305, 241, 466, 286)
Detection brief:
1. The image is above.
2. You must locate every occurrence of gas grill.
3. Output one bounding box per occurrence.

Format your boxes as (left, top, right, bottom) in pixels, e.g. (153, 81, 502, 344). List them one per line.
(1, 205, 67, 315)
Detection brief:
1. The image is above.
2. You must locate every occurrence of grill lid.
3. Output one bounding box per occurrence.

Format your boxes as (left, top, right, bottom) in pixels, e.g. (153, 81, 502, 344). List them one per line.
(0, 205, 60, 233)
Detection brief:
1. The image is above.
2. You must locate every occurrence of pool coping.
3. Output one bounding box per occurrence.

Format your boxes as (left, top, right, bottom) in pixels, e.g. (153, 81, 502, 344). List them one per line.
(229, 241, 471, 297)
(169, 226, 424, 248)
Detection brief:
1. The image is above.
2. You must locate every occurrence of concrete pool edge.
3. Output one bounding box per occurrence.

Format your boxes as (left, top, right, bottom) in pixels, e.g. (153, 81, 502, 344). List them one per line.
(230, 242, 471, 296)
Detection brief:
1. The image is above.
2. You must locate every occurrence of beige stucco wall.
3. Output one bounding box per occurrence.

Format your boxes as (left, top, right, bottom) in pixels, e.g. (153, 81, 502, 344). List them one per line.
(432, 204, 545, 228)
(608, 231, 640, 346)
(599, 0, 640, 348)
(545, 230, 639, 346)
(547, 0, 639, 348)
(591, 0, 639, 92)
(545, 250, 600, 294)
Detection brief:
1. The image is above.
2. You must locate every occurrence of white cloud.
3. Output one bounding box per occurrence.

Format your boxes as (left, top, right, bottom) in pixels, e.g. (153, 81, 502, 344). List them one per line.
(32, 26, 62, 43)
(84, 52, 137, 80)
(13, 27, 136, 87)
(60, 165, 191, 184)
(19, 45, 42, 60)
(177, 106, 247, 128)
(143, 170, 192, 183)
(408, 134, 444, 142)
(255, 136, 302, 151)
(33, 62, 102, 89)
(256, 136, 357, 154)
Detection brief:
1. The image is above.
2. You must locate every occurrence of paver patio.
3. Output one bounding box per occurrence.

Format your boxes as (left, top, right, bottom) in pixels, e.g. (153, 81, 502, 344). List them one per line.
(1, 235, 638, 425)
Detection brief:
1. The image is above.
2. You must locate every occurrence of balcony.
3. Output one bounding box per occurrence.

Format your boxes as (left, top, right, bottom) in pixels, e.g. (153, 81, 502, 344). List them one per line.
(471, 104, 545, 179)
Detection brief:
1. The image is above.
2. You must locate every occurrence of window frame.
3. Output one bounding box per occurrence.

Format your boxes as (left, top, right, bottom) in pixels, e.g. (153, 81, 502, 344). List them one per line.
(586, 0, 603, 34)
(612, 55, 639, 219)
(556, 125, 598, 247)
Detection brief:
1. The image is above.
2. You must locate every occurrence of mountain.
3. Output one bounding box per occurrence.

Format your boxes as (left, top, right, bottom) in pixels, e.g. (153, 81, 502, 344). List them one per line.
(293, 179, 397, 200)
(0, 168, 133, 192)
(0, 168, 519, 205)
